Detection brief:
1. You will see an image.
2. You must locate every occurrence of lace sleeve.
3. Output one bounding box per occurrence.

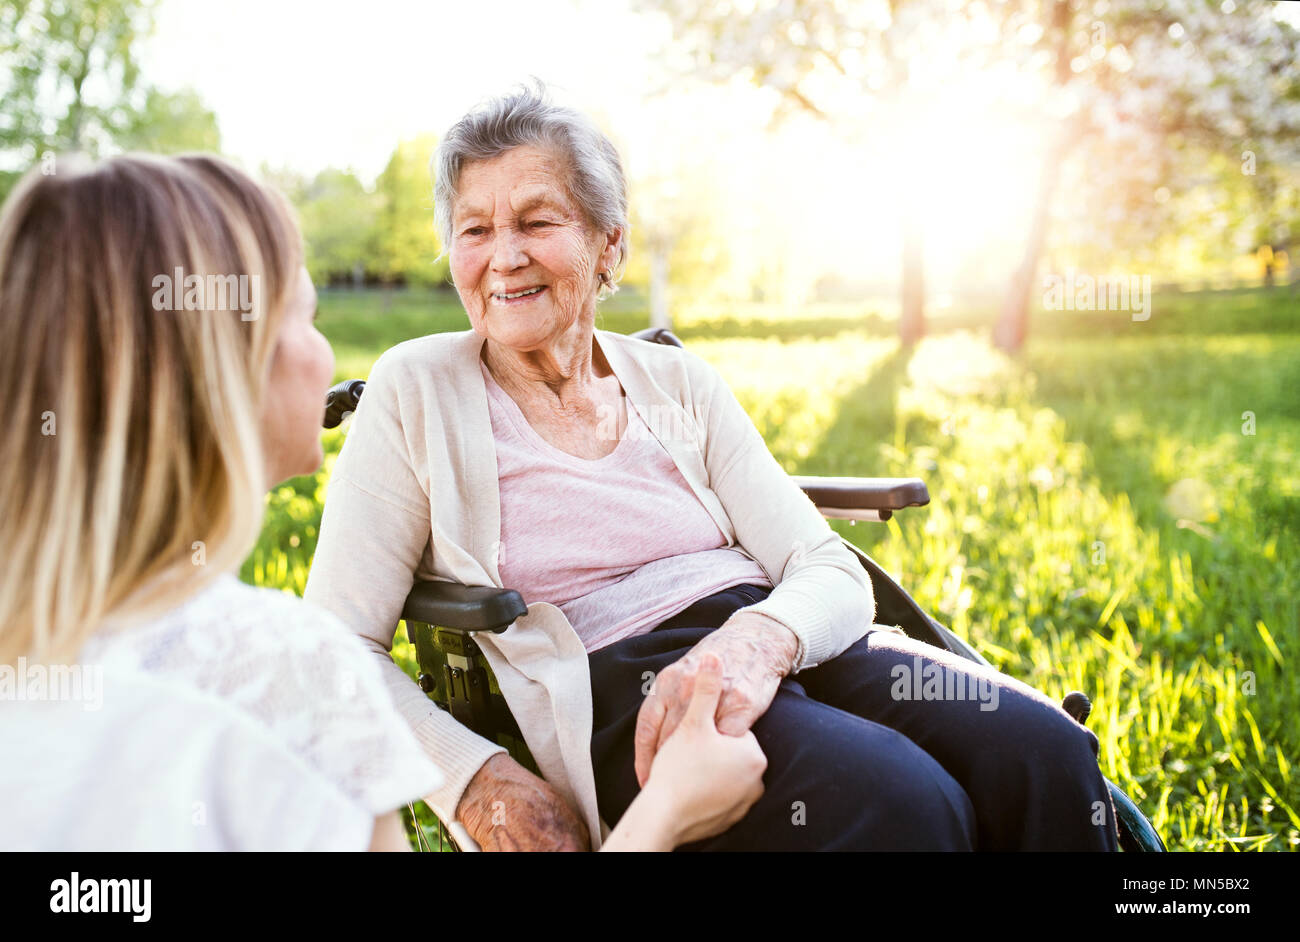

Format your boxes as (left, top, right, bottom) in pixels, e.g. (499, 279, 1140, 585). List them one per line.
(200, 696, 389, 851)
(105, 576, 445, 817)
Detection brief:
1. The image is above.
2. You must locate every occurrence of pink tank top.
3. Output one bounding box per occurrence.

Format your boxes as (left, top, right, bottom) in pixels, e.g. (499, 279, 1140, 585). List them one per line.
(480, 358, 772, 652)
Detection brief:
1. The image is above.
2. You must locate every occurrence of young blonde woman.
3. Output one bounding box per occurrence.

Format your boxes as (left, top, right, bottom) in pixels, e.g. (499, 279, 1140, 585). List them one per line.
(0, 153, 764, 851)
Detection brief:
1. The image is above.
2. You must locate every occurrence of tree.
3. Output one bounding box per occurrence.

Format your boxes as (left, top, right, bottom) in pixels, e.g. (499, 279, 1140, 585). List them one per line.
(626, 171, 734, 325)
(374, 134, 449, 288)
(116, 86, 220, 154)
(291, 167, 382, 286)
(0, 0, 221, 201)
(268, 139, 453, 289)
(990, 0, 1300, 350)
(0, 0, 151, 155)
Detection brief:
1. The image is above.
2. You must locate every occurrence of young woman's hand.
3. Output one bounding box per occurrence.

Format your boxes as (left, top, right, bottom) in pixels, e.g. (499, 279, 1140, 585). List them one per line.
(604, 652, 767, 850)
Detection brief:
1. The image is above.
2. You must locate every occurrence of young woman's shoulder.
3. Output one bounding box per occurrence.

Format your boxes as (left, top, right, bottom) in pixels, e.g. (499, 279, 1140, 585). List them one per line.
(91, 572, 375, 693)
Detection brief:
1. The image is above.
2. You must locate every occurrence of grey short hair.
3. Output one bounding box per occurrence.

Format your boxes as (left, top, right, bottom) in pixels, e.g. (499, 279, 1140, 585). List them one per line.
(433, 80, 629, 299)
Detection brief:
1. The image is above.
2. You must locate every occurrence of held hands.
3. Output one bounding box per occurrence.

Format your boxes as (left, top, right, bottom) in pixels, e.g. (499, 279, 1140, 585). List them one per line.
(633, 612, 799, 789)
(457, 656, 768, 852)
(455, 613, 796, 851)
(627, 651, 768, 848)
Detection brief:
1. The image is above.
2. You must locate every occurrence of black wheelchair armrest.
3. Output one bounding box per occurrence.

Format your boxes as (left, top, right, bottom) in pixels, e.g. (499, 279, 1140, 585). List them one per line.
(792, 476, 930, 521)
(401, 581, 527, 633)
(402, 582, 529, 745)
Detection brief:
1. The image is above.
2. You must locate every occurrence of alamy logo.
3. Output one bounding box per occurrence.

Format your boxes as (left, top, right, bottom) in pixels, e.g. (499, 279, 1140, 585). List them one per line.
(889, 656, 1000, 711)
(0, 657, 101, 710)
(151, 266, 260, 320)
(595, 400, 704, 445)
(1042, 270, 1151, 322)
(50, 872, 151, 922)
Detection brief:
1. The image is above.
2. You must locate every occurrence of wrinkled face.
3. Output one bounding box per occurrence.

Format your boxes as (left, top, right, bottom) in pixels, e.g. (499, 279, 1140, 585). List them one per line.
(448, 145, 619, 351)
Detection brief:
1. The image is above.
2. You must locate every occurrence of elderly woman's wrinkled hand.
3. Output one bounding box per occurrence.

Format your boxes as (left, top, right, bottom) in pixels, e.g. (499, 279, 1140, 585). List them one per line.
(633, 612, 799, 788)
(457, 753, 591, 851)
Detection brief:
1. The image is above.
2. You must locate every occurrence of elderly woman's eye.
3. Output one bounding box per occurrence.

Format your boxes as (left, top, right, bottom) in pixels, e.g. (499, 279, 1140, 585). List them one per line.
(462, 226, 487, 237)
(529, 220, 553, 229)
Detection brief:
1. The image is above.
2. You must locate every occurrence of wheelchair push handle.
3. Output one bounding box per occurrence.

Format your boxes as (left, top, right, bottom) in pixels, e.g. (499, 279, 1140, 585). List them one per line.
(323, 379, 366, 429)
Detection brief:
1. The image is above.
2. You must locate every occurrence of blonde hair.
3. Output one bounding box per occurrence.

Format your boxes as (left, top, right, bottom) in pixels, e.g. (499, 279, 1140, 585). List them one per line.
(0, 153, 302, 665)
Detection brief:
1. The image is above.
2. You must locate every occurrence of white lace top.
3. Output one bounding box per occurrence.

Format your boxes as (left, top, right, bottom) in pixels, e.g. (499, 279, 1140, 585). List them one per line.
(0, 573, 443, 851)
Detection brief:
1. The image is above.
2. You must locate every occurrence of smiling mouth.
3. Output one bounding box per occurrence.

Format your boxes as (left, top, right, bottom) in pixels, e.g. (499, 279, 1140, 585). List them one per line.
(491, 285, 546, 302)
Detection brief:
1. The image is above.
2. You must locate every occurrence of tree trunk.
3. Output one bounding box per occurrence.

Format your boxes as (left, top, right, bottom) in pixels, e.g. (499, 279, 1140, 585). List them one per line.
(900, 212, 925, 346)
(650, 240, 672, 331)
(67, 59, 91, 151)
(994, 126, 1073, 353)
(994, 0, 1075, 353)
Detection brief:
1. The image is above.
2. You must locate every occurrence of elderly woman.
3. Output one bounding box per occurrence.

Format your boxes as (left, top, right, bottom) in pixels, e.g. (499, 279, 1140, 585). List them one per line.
(304, 83, 1118, 851)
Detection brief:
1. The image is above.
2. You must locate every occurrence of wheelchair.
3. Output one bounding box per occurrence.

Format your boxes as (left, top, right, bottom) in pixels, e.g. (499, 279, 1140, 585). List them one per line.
(322, 326, 1167, 852)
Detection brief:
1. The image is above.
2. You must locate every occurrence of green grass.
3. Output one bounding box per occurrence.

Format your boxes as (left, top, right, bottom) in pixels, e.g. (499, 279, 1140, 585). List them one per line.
(244, 285, 1300, 851)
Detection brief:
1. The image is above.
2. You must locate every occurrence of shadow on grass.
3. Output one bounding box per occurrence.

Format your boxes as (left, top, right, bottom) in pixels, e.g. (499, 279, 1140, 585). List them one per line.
(794, 342, 916, 471)
(793, 342, 919, 561)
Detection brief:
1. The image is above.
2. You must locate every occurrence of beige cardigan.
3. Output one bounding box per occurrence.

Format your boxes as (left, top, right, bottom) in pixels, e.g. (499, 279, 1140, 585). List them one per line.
(303, 326, 877, 848)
